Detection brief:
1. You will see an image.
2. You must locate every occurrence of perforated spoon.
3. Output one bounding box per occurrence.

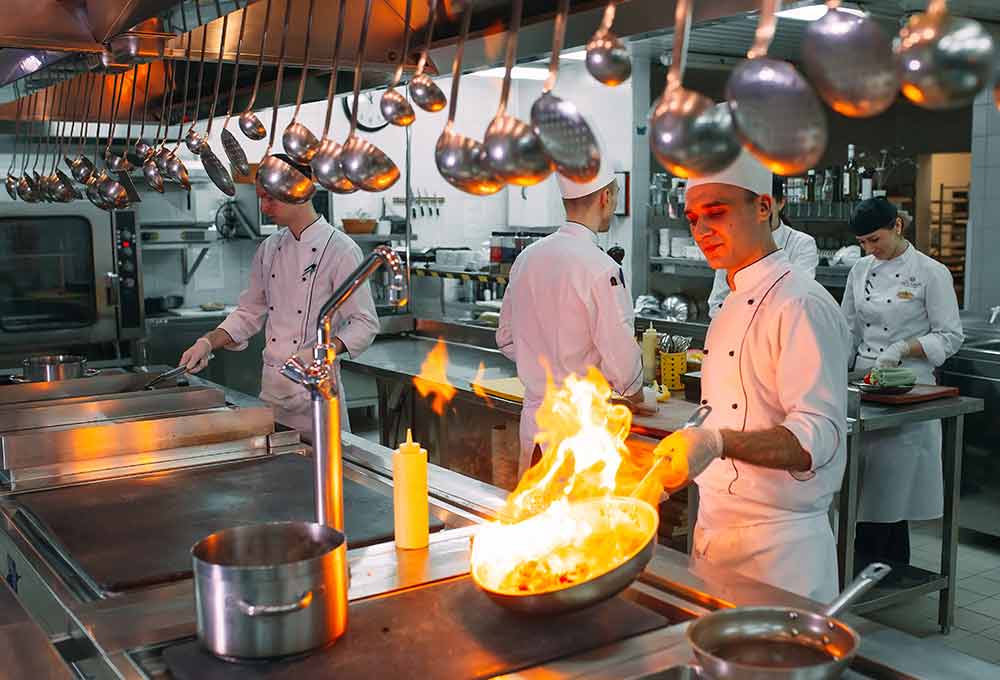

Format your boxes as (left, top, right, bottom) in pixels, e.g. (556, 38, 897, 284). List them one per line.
(239, 0, 272, 140)
(380, 0, 416, 126)
(256, 0, 316, 203)
(435, 1, 502, 195)
(801, 1, 899, 118)
(895, 0, 995, 110)
(221, 1, 252, 176)
(586, 0, 631, 86)
(649, 0, 740, 178)
(482, 0, 552, 186)
(311, 0, 357, 194)
(530, 0, 600, 183)
(408, 0, 447, 112)
(726, 0, 827, 175)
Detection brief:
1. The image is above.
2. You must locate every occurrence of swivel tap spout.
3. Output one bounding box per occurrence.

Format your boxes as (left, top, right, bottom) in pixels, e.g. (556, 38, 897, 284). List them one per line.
(281, 244, 408, 530)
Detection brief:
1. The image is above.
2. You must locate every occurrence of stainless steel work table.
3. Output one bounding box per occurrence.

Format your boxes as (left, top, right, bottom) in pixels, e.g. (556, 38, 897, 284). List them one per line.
(0, 577, 74, 679)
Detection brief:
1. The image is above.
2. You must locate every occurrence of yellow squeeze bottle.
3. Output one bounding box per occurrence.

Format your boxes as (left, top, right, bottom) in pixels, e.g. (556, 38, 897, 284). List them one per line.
(642, 323, 658, 384)
(393, 429, 429, 550)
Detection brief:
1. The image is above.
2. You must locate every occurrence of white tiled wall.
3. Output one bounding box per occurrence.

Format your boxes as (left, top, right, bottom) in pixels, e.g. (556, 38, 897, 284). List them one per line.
(966, 90, 1000, 315)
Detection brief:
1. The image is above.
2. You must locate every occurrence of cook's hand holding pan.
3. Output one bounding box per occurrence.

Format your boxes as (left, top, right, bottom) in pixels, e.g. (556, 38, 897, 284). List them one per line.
(631, 405, 712, 502)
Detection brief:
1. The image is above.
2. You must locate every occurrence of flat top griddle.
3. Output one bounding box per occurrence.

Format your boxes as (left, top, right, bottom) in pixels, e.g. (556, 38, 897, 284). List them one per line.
(15, 454, 444, 593)
(163, 577, 668, 680)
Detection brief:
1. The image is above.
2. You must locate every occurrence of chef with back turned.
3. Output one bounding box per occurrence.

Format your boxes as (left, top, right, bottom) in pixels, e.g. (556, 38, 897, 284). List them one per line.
(497, 165, 644, 476)
(651, 150, 851, 601)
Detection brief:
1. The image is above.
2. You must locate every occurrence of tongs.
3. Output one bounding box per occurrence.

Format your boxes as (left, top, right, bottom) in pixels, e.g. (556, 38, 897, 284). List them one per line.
(632, 403, 711, 498)
(143, 365, 189, 390)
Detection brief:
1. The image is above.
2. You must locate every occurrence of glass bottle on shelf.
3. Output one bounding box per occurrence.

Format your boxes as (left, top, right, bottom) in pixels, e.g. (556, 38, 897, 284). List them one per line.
(820, 169, 834, 203)
(806, 169, 816, 202)
(844, 144, 860, 202)
(860, 167, 874, 200)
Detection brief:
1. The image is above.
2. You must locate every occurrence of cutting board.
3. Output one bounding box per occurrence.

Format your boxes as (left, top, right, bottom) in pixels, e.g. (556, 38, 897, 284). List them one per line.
(860, 384, 959, 405)
(476, 377, 525, 403)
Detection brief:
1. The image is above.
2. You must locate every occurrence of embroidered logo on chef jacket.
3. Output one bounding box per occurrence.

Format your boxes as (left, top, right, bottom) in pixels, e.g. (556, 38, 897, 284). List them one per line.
(897, 289, 914, 300)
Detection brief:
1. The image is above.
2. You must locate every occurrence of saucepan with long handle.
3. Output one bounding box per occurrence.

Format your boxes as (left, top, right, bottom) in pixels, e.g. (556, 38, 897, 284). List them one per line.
(688, 563, 891, 680)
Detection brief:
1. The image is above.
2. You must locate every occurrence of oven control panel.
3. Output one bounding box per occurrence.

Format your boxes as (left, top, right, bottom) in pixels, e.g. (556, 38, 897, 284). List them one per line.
(114, 211, 142, 335)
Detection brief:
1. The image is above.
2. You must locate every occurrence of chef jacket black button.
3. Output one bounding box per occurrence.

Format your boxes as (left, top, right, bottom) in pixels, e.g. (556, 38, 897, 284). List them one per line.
(872, 273, 876, 277)
(271, 274, 276, 278)
(884, 327, 888, 332)
(302, 278, 307, 282)
(729, 350, 735, 356)
(732, 403, 738, 409)
(312, 247, 317, 252)
(271, 338, 276, 342)
(865, 297, 870, 302)
(278, 247, 281, 251)
(703, 349, 709, 355)
(269, 306, 274, 311)
(887, 299, 891, 303)
(293, 340, 298, 344)
(748, 299, 755, 305)
(879, 347, 883, 352)
(298, 309, 302, 314)
(866, 323, 871, 327)
(701, 399, 708, 405)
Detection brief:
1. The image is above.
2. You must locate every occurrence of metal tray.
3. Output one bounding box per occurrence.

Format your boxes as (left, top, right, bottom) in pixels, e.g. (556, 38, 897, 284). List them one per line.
(851, 381, 915, 396)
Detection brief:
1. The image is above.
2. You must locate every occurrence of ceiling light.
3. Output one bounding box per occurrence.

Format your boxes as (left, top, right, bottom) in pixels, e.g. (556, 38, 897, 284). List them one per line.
(775, 3, 865, 21)
(470, 66, 549, 80)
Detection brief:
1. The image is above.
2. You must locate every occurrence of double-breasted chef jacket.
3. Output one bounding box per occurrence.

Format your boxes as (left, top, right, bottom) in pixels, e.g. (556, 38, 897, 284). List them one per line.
(708, 221, 819, 318)
(693, 250, 850, 602)
(497, 222, 643, 474)
(841, 241, 964, 523)
(218, 217, 380, 436)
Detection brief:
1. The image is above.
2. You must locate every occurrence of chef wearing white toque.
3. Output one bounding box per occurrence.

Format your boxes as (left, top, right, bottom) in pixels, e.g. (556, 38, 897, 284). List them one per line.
(497, 166, 643, 475)
(650, 149, 851, 601)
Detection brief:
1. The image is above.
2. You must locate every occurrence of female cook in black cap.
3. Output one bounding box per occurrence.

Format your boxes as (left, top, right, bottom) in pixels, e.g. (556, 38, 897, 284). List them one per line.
(841, 197, 964, 579)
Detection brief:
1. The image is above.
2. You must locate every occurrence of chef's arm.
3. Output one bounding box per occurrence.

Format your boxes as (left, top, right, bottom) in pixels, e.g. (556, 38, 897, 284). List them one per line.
(591, 273, 643, 399)
(200, 327, 238, 351)
(496, 288, 516, 361)
(914, 264, 965, 366)
(839, 266, 862, 363)
(720, 427, 811, 472)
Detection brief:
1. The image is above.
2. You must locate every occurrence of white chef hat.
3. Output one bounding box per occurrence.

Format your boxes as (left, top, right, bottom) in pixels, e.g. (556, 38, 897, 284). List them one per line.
(556, 163, 616, 200)
(685, 147, 773, 197)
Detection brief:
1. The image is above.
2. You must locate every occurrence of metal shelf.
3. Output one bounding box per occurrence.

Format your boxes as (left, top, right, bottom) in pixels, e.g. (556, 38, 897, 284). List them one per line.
(649, 256, 851, 287)
(349, 234, 415, 243)
(411, 266, 508, 285)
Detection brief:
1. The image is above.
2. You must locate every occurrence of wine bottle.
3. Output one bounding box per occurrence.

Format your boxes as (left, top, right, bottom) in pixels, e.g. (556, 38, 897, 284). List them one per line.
(844, 144, 860, 201)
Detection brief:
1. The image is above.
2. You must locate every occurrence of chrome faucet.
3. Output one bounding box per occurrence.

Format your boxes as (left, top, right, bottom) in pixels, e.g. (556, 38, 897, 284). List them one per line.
(990, 306, 1000, 325)
(281, 245, 407, 530)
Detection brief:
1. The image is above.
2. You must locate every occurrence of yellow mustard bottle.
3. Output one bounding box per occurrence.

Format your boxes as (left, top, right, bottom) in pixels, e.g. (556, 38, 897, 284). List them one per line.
(393, 429, 429, 550)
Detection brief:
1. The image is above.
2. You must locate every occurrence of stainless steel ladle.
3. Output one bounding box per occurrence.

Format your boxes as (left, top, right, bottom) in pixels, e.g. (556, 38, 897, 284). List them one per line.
(256, 0, 316, 203)
(143, 63, 171, 193)
(895, 0, 996, 110)
(83, 77, 114, 210)
(801, 0, 899, 118)
(16, 93, 40, 203)
(163, 21, 193, 191)
(408, 0, 447, 113)
(281, 0, 321, 163)
(726, 0, 828, 176)
(97, 73, 130, 210)
(340, 0, 401, 192)
(311, 0, 357, 194)
(530, 0, 601, 183)
(380, 0, 416, 126)
(199, 2, 236, 196)
(6, 85, 24, 200)
(586, 0, 631, 86)
(435, 2, 503, 195)
(649, 0, 740, 178)
(107, 65, 137, 172)
(221, 1, 252, 176)
(49, 80, 82, 202)
(482, 0, 552, 186)
(69, 74, 97, 184)
(184, 6, 211, 156)
(239, 0, 273, 140)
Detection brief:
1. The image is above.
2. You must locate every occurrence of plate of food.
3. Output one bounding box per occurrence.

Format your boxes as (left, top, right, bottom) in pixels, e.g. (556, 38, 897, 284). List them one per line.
(852, 366, 916, 395)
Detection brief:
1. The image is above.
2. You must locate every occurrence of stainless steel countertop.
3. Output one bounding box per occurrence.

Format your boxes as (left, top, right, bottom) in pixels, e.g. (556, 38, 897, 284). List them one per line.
(0, 579, 74, 679)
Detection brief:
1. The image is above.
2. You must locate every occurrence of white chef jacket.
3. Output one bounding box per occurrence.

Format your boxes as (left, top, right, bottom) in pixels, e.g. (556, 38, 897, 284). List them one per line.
(708, 222, 819, 319)
(218, 217, 379, 436)
(496, 222, 643, 472)
(841, 242, 964, 522)
(693, 250, 850, 602)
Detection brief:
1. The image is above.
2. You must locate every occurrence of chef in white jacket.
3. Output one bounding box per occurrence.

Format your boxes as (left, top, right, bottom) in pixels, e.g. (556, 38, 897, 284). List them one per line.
(707, 176, 818, 318)
(179, 155, 380, 437)
(497, 166, 643, 474)
(842, 197, 963, 576)
(651, 150, 850, 601)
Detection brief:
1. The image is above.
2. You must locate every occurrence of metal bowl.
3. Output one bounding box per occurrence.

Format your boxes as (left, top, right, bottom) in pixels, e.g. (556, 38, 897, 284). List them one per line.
(472, 496, 658, 616)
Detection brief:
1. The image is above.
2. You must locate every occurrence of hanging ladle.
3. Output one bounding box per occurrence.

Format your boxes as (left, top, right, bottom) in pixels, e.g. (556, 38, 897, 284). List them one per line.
(69, 74, 97, 184)
(108, 64, 138, 171)
(340, 0, 401, 192)
(649, 0, 740, 178)
(198, 2, 237, 196)
(130, 63, 154, 164)
(238, 0, 273, 140)
(434, 1, 502, 195)
(83, 76, 114, 210)
(221, 1, 252, 176)
(153, 30, 182, 177)
(408, 0, 447, 113)
(311, 0, 357, 194)
(184, 5, 212, 155)
(801, 1, 899, 118)
(895, 0, 996, 110)
(49, 80, 82, 202)
(281, 0, 320, 163)
(257, 0, 316, 203)
(482, 0, 552, 186)
(16, 93, 40, 202)
(380, 0, 415, 126)
(143, 63, 170, 193)
(530, 0, 601, 183)
(97, 72, 131, 210)
(53, 80, 83, 201)
(726, 0, 827, 176)
(101, 70, 139, 206)
(6, 85, 24, 200)
(585, 0, 631, 86)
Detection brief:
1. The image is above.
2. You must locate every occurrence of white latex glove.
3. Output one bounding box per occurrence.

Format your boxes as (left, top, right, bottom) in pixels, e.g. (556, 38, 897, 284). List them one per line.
(179, 337, 214, 373)
(876, 340, 908, 368)
(653, 427, 724, 483)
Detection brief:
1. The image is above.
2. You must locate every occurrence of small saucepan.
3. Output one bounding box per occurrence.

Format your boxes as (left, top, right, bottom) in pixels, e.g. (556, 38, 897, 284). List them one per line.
(22, 355, 99, 382)
(687, 563, 891, 680)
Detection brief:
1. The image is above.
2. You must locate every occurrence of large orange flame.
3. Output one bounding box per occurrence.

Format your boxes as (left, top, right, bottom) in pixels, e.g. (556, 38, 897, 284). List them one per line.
(413, 338, 457, 416)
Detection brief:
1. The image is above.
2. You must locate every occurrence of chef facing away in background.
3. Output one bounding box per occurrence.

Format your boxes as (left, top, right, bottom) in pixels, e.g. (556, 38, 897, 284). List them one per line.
(842, 197, 964, 582)
(179, 154, 379, 437)
(707, 175, 819, 317)
(652, 150, 850, 602)
(497, 165, 644, 476)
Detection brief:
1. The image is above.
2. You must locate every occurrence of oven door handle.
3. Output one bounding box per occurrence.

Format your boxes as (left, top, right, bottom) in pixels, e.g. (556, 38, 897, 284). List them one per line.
(105, 272, 120, 308)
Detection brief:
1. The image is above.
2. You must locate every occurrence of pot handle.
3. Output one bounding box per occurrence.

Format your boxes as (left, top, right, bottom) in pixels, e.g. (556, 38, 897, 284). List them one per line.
(823, 562, 891, 617)
(236, 590, 314, 617)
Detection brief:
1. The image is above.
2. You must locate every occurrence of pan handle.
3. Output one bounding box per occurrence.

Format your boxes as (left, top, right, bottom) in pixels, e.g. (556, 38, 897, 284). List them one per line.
(822, 562, 891, 617)
(236, 590, 314, 617)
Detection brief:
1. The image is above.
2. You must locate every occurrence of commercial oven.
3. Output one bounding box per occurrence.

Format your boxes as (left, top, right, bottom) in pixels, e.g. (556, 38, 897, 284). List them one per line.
(0, 202, 143, 354)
